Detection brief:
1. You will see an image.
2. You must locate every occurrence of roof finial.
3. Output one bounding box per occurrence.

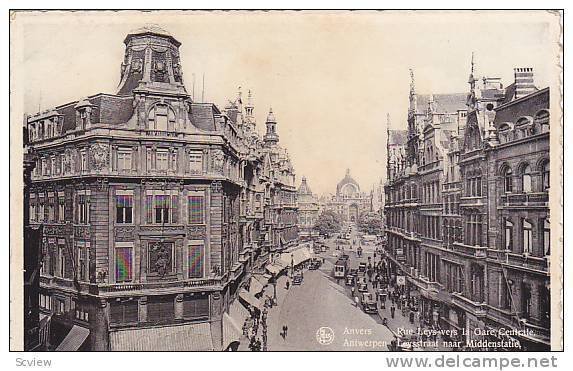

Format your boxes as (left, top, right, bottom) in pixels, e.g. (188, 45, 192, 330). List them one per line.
(409, 68, 415, 96)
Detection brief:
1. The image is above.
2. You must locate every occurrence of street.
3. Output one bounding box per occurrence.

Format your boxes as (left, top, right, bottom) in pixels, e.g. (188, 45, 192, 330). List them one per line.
(264, 258, 395, 351)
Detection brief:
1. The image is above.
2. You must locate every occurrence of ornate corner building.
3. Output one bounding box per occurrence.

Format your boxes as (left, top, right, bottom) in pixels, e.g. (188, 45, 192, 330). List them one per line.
(24, 26, 298, 351)
(384, 64, 550, 350)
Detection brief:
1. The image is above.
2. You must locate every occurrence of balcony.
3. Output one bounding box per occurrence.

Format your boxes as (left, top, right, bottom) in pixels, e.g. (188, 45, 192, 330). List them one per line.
(145, 130, 181, 138)
(452, 242, 487, 258)
(496, 251, 549, 275)
(500, 192, 548, 208)
(452, 293, 486, 317)
(459, 196, 485, 208)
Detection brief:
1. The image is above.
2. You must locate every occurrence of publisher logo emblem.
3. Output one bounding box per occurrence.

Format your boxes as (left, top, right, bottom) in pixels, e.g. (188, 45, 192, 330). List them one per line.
(316, 326, 335, 345)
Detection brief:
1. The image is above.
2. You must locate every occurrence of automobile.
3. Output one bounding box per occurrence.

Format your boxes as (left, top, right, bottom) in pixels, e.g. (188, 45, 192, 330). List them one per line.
(293, 274, 303, 285)
(345, 275, 355, 286)
(348, 268, 358, 277)
(309, 259, 322, 270)
(356, 276, 368, 292)
(358, 262, 367, 273)
(361, 293, 377, 314)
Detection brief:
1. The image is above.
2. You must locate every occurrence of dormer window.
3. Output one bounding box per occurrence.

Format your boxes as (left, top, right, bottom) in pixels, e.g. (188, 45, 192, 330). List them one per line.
(80, 111, 88, 130)
(535, 110, 550, 133)
(148, 104, 176, 132)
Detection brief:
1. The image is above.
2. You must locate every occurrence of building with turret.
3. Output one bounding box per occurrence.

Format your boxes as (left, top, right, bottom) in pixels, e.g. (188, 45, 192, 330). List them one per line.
(25, 25, 298, 351)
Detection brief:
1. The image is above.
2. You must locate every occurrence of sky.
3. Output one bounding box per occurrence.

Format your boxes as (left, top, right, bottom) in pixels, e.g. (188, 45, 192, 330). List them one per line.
(12, 10, 560, 196)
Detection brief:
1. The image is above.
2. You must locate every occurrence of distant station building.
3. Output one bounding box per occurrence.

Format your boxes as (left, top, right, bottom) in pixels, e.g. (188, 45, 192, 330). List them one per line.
(25, 25, 298, 351)
(324, 169, 371, 223)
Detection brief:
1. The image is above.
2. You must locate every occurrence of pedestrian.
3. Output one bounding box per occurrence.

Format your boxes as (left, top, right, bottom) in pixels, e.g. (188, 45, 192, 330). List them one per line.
(281, 325, 286, 340)
(354, 295, 360, 307)
(284, 325, 288, 338)
(286, 280, 290, 290)
(390, 305, 396, 319)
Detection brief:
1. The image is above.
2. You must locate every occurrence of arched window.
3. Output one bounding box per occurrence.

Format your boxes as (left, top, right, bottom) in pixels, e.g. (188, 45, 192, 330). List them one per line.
(522, 219, 533, 254)
(148, 104, 176, 131)
(521, 164, 532, 193)
(535, 110, 550, 133)
(541, 160, 550, 191)
(498, 123, 513, 143)
(502, 166, 513, 193)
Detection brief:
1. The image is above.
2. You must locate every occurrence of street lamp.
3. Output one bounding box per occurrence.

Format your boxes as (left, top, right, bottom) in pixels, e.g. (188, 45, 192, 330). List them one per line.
(291, 253, 294, 277)
(269, 276, 277, 305)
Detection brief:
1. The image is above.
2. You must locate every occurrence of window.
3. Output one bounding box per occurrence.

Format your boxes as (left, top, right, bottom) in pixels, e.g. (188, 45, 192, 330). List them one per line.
(466, 212, 483, 246)
(189, 151, 203, 174)
(117, 148, 132, 171)
(504, 219, 514, 251)
(188, 195, 205, 224)
(521, 283, 532, 319)
(155, 195, 170, 224)
(56, 299, 66, 315)
(74, 301, 89, 322)
(58, 193, 65, 222)
(116, 194, 133, 224)
(499, 274, 511, 309)
(535, 110, 550, 133)
(77, 192, 90, 224)
(542, 218, 550, 256)
(522, 219, 533, 254)
(521, 164, 532, 193)
(38, 199, 45, 222)
(503, 167, 513, 193)
(146, 191, 179, 224)
(541, 161, 550, 191)
(58, 246, 66, 278)
(76, 241, 90, 282)
(115, 242, 133, 282)
(110, 299, 138, 325)
(148, 104, 176, 131)
(188, 241, 205, 278)
(156, 148, 169, 171)
(30, 201, 36, 222)
(48, 197, 55, 222)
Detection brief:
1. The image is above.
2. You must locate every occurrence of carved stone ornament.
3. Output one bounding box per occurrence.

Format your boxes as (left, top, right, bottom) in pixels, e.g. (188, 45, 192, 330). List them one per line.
(131, 58, 143, 74)
(90, 143, 110, 171)
(187, 225, 206, 239)
(211, 181, 223, 194)
(212, 149, 225, 174)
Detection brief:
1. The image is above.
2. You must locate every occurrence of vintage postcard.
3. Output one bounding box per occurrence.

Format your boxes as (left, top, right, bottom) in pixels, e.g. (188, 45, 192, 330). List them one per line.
(9, 10, 563, 353)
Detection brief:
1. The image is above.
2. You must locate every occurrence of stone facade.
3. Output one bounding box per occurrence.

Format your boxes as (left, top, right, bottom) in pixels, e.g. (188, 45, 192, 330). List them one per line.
(324, 169, 371, 223)
(383, 65, 550, 350)
(297, 177, 319, 238)
(25, 26, 298, 351)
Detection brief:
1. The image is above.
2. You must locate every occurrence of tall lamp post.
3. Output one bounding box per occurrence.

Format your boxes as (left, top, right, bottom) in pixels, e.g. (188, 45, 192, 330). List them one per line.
(291, 253, 294, 278)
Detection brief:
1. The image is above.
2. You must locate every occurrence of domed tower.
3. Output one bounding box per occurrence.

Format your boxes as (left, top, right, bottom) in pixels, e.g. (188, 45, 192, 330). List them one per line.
(117, 24, 188, 97)
(263, 108, 279, 146)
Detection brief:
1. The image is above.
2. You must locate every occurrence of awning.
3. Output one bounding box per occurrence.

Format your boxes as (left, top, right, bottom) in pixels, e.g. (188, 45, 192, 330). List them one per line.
(55, 325, 90, 351)
(249, 276, 265, 295)
(280, 246, 312, 267)
(265, 260, 287, 275)
(239, 289, 262, 309)
(110, 322, 214, 351)
(223, 313, 243, 350)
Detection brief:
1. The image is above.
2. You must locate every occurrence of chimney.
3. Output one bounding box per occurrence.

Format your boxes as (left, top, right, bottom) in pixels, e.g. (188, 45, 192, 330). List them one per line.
(513, 67, 535, 99)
